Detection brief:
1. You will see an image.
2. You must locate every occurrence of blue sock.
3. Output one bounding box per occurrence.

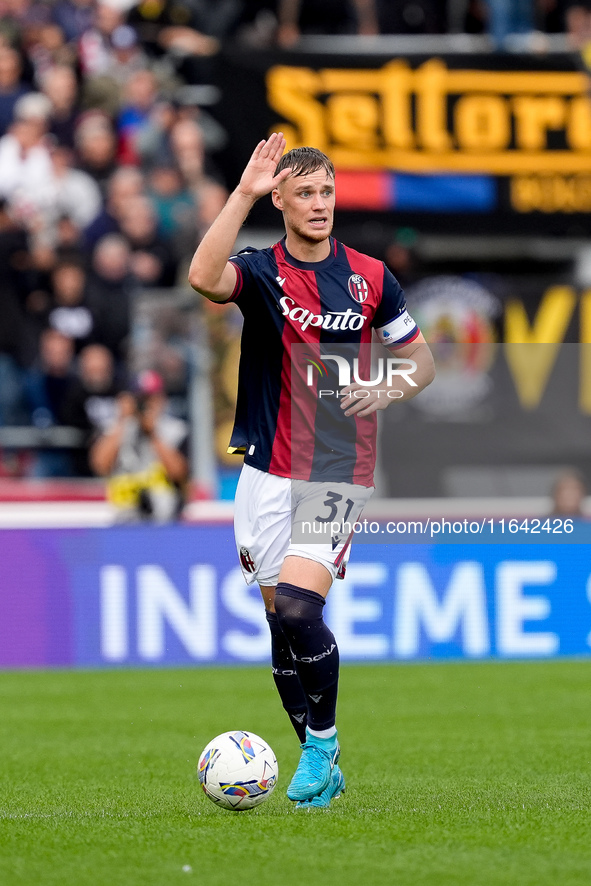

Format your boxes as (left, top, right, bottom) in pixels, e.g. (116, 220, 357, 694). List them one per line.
(265, 610, 307, 742)
(274, 583, 339, 733)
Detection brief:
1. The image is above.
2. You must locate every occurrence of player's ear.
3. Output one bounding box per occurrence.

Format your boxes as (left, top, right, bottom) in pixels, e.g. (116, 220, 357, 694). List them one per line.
(271, 188, 283, 211)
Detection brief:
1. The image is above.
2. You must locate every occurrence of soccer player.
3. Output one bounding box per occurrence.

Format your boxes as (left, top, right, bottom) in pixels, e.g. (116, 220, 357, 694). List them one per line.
(188, 133, 435, 808)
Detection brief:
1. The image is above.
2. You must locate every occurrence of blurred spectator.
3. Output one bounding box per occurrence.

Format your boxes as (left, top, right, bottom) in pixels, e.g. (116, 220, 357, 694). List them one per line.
(26, 21, 75, 82)
(74, 111, 118, 194)
(47, 258, 96, 352)
(155, 344, 189, 406)
(84, 164, 145, 249)
(23, 328, 75, 475)
(147, 0, 243, 40)
(36, 144, 102, 240)
(0, 0, 53, 47)
(551, 469, 587, 517)
(134, 98, 178, 167)
(78, 10, 150, 114)
(87, 234, 135, 361)
(484, 0, 535, 49)
(566, 1, 591, 48)
(168, 117, 208, 186)
(127, 0, 219, 59)
(24, 328, 75, 426)
(78, 0, 125, 77)
(109, 24, 148, 85)
(0, 92, 53, 220)
(61, 341, 124, 473)
(51, 0, 95, 44)
(41, 64, 80, 148)
(118, 194, 176, 286)
(168, 118, 227, 234)
(90, 369, 189, 522)
(55, 215, 85, 256)
(225, 0, 279, 46)
(0, 46, 29, 137)
(179, 101, 228, 153)
(276, 0, 379, 47)
(117, 68, 160, 164)
(129, 0, 220, 89)
(458, 0, 568, 42)
(148, 163, 196, 259)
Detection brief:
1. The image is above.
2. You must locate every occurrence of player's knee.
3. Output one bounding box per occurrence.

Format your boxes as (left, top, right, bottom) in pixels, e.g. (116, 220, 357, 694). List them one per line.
(274, 583, 324, 634)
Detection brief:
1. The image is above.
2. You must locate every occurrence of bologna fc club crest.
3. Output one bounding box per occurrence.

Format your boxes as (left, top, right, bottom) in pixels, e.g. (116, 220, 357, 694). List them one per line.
(239, 547, 256, 573)
(348, 274, 369, 303)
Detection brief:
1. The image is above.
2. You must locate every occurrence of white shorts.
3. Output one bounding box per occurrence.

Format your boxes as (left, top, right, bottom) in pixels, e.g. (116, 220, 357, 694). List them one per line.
(234, 464, 373, 587)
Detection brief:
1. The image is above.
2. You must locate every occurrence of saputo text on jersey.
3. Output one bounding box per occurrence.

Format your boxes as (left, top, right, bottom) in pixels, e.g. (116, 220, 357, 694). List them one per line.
(279, 295, 366, 331)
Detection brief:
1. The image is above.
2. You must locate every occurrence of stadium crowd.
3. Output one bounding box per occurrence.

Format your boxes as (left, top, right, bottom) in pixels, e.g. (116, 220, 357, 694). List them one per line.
(0, 0, 587, 480)
(0, 0, 235, 478)
(249, 1, 591, 48)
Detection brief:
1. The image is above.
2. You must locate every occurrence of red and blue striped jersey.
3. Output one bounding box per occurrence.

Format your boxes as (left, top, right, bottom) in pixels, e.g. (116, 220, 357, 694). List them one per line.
(223, 236, 420, 486)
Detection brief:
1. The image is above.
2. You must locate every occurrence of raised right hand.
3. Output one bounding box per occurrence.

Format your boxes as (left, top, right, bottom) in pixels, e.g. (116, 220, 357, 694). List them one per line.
(237, 132, 292, 201)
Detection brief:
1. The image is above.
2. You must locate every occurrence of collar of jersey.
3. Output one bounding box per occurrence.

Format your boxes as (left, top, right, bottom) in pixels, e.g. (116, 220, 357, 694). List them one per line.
(279, 236, 337, 271)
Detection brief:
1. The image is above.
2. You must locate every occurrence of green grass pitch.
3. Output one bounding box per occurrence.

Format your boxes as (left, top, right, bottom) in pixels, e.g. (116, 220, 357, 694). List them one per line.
(1, 660, 591, 886)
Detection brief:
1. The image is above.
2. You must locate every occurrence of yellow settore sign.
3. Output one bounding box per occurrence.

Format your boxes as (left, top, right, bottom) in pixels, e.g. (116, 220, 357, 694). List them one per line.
(267, 59, 591, 176)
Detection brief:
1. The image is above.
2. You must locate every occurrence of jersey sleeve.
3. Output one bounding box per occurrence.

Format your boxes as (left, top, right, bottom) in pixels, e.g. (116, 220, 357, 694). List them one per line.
(372, 264, 420, 347)
(223, 248, 259, 304)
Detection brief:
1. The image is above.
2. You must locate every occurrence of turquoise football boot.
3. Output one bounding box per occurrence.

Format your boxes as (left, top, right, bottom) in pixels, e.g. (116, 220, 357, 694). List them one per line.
(295, 765, 346, 809)
(286, 727, 340, 802)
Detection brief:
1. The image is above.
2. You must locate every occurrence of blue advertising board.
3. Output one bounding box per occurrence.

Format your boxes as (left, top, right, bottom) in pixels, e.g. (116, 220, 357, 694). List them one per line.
(0, 526, 589, 668)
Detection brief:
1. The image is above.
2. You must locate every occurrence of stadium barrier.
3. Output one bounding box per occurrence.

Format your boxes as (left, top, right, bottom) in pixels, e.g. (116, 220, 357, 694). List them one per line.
(0, 525, 589, 668)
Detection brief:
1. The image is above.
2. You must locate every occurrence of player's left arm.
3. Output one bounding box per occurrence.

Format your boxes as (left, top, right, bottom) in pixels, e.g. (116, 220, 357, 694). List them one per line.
(340, 332, 435, 418)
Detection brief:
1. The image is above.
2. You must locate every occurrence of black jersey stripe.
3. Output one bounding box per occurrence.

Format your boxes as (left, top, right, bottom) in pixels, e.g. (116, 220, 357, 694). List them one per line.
(229, 249, 285, 472)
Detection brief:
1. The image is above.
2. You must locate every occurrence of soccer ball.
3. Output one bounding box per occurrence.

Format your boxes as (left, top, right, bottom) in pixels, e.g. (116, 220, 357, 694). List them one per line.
(197, 730, 278, 811)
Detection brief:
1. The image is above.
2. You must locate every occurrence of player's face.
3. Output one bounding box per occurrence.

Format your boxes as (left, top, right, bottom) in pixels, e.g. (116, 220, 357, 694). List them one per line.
(273, 169, 335, 244)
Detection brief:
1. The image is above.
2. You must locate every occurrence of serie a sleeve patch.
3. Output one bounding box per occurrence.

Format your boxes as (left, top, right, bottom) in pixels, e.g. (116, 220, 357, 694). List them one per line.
(374, 309, 419, 345)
